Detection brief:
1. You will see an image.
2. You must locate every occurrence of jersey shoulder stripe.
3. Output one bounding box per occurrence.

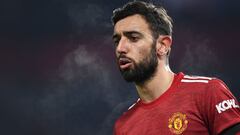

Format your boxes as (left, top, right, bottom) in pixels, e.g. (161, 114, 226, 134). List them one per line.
(128, 98, 140, 110)
(181, 79, 209, 83)
(181, 75, 214, 83)
(183, 75, 213, 80)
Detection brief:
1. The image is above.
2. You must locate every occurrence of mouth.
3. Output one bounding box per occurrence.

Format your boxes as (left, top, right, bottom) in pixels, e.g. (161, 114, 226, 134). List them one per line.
(118, 57, 132, 70)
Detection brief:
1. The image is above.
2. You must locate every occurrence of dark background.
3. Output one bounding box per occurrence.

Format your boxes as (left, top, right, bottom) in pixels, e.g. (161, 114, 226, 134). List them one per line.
(0, 0, 239, 134)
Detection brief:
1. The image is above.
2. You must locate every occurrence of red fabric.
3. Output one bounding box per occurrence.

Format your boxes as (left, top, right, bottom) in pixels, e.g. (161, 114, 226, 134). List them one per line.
(114, 73, 240, 135)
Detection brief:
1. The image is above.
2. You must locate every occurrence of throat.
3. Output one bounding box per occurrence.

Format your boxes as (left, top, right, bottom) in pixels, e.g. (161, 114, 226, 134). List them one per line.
(135, 71, 174, 103)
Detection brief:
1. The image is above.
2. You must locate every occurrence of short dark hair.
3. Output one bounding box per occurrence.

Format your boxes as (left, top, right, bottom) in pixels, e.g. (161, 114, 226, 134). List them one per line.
(111, 1, 173, 38)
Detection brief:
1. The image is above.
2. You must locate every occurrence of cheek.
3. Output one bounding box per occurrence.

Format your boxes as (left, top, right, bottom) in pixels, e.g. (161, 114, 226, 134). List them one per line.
(134, 47, 151, 63)
(115, 50, 117, 56)
(115, 49, 119, 58)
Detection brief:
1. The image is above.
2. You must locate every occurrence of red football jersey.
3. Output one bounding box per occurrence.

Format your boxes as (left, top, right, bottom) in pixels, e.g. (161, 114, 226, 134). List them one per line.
(114, 72, 240, 135)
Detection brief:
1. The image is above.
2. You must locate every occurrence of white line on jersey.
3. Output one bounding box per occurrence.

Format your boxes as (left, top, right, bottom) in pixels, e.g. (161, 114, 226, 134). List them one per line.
(183, 75, 212, 80)
(128, 98, 140, 110)
(181, 79, 209, 83)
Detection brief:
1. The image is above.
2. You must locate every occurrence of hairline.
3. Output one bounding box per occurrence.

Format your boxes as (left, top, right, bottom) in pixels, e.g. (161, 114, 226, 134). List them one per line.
(113, 13, 158, 42)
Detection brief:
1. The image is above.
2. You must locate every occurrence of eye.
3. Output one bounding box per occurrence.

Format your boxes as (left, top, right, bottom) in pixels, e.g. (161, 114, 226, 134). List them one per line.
(129, 35, 139, 42)
(113, 37, 120, 46)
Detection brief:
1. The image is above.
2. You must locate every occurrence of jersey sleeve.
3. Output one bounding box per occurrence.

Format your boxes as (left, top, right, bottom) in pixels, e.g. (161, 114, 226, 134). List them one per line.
(201, 79, 240, 135)
(113, 122, 118, 135)
(113, 117, 122, 135)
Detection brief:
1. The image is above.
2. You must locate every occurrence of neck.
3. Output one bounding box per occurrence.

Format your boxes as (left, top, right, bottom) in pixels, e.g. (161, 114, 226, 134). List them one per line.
(135, 64, 174, 103)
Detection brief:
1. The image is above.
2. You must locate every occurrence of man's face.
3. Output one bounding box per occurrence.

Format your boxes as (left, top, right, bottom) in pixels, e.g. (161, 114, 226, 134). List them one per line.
(113, 14, 158, 83)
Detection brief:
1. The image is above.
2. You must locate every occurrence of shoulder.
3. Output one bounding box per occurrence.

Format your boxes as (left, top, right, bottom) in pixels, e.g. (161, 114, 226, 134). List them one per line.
(180, 74, 229, 92)
(178, 74, 236, 102)
(114, 98, 140, 126)
(181, 74, 214, 84)
(114, 99, 141, 133)
(179, 74, 215, 93)
(180, 74, 239, 109)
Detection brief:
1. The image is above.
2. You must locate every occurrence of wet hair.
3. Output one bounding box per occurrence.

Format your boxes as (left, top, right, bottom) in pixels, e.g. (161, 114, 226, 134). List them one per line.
(111, 1, 173, 39)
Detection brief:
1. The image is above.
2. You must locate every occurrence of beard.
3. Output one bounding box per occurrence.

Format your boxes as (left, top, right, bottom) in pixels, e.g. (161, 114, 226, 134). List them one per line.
(118, 43, 158, 84)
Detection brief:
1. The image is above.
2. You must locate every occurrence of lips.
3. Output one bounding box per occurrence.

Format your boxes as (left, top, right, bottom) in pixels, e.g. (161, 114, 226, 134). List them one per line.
(118, 57, 132, 69)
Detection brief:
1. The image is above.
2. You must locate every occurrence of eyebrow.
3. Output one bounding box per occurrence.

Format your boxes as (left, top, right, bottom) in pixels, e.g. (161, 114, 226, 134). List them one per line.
(112, 31, 143, 39)
(123, 31, 143, 37)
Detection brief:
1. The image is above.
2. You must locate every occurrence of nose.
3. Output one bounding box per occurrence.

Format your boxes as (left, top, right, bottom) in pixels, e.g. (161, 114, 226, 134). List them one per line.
(116, 37, 128, 55)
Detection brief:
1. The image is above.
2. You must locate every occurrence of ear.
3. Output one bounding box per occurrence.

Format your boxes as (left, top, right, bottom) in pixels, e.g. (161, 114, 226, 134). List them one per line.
(156, 35, 172, 56)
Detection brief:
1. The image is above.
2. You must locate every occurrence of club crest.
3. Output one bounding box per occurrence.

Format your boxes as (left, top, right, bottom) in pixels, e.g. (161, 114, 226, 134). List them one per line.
(168, 112, 188, 134)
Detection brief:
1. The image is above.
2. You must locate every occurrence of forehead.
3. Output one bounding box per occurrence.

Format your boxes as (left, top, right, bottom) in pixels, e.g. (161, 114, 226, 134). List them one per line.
(114, 14, 151, 35)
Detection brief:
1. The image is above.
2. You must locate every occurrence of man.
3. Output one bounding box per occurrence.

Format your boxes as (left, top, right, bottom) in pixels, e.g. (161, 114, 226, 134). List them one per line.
(111, 1, 240, 135)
